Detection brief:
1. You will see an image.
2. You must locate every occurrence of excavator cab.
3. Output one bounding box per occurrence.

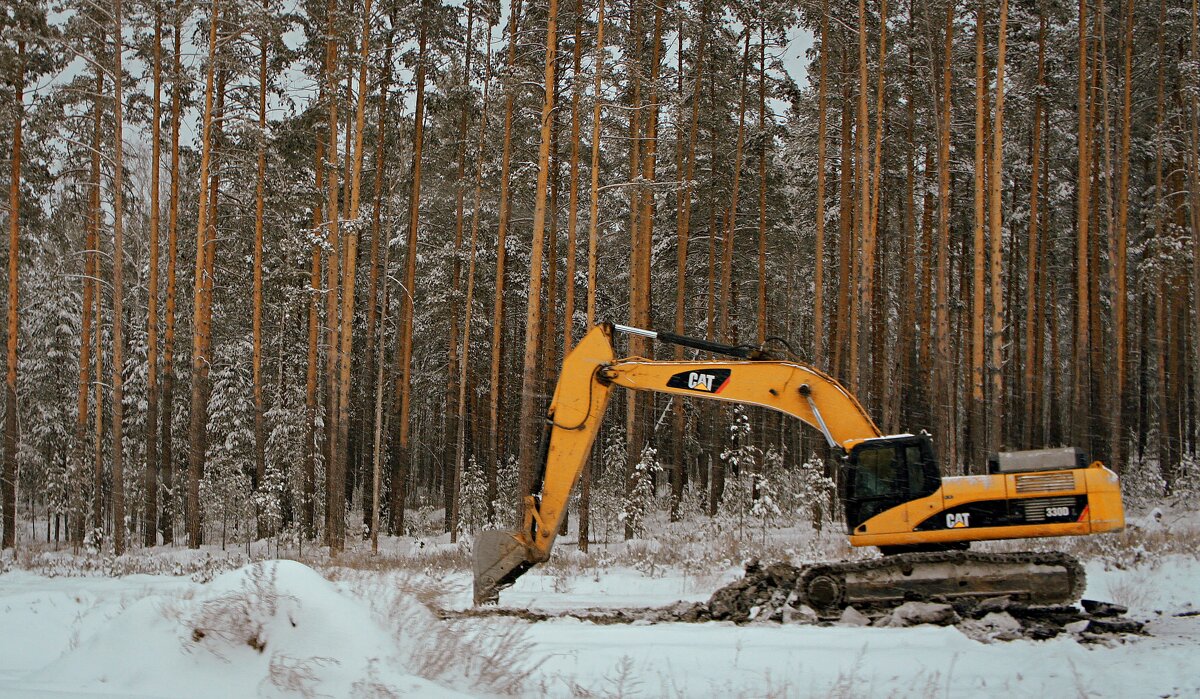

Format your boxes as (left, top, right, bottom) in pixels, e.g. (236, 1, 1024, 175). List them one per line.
(842, 434, 941, 531)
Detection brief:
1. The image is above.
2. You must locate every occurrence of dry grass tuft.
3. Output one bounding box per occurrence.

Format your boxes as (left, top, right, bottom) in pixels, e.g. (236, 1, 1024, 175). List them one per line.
(337, 570, 538, 695)
(184, 562, 287, 658)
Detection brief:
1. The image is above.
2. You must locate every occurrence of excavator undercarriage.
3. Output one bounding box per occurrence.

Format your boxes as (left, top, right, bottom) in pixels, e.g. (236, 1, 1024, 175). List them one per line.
(795, 550, 1086, 615)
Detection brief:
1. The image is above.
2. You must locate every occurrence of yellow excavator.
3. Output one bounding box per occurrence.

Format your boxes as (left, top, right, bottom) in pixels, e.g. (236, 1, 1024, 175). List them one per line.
(473, 323, 1125, 611)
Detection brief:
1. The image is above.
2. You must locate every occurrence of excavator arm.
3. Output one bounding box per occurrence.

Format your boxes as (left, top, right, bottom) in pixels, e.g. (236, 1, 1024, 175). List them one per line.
(472, 323, 881, 604)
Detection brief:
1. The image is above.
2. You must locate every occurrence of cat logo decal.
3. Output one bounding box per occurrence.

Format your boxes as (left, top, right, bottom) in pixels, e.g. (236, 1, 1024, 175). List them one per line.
(946, 513, 971, 529)
(666, 368, 732, 394)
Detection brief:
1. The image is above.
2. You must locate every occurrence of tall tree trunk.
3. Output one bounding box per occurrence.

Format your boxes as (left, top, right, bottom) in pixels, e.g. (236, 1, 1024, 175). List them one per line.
(187, 0, 221, 548)
(624, 0, 645, 508)
(834, 48, 853, 380)
(304, 140, 324, 539)
(1190, 0, 1200, 458)
(721, 30, 752, 348)
(454, 16, 496, 542)
(852, 0, 870, 394)
(517, 0, 558, 521)
(94, 241, 105, 537)
(251, 0, 269, 540)
(935, 0, 954, 469)
(565, 2, 583, 357)
(581, 0, 606, 550)
(864, 0, 889, 405)
(586, 0, 606, 332)
(813, 2, 828, 366)
(71, 57, 104, 546)
(444, 1, 475, 535)
(395, 7, 429, 536)
(364, 13, 395, 538)
(1152, 0, 1168, 486)
(626, 0, 663, 530)
(970, 0, 987, 467)
(756, 20, 769, 347)
(330, 0, 375, 550)
(1074, 0, 1092, 450)
(160, 10, 183, 545)
(490, 0, 524, 498)
(111, 0, 128, 555)
(894, 7, 916, 432)
(670, 0, 706, 521)
(2, 39, 23, 551)
(1024, 14, 1046, 449)
(1112, 0, 1134, 470)
(321, 0, 342, 549)
(988, 0, 1009, 454)
(142, 3, 163, 548)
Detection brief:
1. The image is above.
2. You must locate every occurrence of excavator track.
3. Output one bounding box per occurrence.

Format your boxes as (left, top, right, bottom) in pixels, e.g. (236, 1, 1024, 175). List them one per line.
(797, 550, 1086, 615)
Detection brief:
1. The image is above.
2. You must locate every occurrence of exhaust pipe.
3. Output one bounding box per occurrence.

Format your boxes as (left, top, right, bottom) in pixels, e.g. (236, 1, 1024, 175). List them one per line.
(472, 530, 534, 605)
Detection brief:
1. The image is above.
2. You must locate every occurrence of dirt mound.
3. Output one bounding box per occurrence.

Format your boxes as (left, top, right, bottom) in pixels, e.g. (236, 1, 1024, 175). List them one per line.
(682, 560, 1147, 643)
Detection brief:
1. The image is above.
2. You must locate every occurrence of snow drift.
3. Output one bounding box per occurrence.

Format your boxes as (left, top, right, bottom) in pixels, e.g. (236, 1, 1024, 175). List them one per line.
(18, 561, 467, 698)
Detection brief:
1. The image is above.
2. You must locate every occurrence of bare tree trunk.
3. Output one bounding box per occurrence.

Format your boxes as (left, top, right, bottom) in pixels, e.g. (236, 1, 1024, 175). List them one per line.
(721, 29, 752, 348)
(894, 5, 916, 431)
(142, 3, 163, 548)
(863, 0, 889, 404)
(94, 243, 105, 538)
(517, 0, 559, 522)
(813, 2, 828, 366)
(1112, 0, 1134, 470)
(453, 15, 495, 542)
(586, 0, 605, 331)
(970, 0, 987, 466)
(1190, 0, 1200, 461)
(1152, 0, 1169, 485)
(624, 0, 645, 513)
(111, 0, 128, 555)
(988, 0, 1009, 454)
(490, 0, 524, 497)
(365, 13, 395, 539)
(395, 7, 430, 536)
(671, 0, 706, 521)
(187, 0, 221, 548)
(834, 48, 853, 380)
(330, 0, 375, 549)
(251, 0, 269, 540)
(564, 2, 583, 357)
(304, 140, 323, 539)
(160, 10, 183, 545)
(71, 57, 104, 547)
(1024, 13, 1046, 449)
(321, 0, 343, 549)
(581, 0, 606, 550)
(935, 0, 955, 469)
(851, 0, 870, 394)
(444, 1, 475, 534)
(756, 19, 769, 347)
(2, 39, 24, 550)
(1074, 0, 1092, 449)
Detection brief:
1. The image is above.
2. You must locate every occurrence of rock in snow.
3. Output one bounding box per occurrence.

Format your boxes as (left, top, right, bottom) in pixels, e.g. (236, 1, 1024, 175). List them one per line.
(873, 601, 961, 628)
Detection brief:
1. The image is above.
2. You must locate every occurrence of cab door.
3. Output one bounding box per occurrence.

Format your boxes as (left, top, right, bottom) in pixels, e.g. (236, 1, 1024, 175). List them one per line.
(904, 442, 944, 528)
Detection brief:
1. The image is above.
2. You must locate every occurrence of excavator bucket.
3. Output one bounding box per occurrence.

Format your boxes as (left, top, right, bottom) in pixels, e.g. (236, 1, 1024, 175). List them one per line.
(472, 530, 533, 605)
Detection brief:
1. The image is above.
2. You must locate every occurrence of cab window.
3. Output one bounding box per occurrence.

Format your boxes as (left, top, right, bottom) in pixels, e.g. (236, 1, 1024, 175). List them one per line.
(852, 447, 898, 500)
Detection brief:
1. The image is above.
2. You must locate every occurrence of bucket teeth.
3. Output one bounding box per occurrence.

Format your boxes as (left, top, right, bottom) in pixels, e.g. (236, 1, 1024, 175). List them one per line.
(472, 530, 533, 605)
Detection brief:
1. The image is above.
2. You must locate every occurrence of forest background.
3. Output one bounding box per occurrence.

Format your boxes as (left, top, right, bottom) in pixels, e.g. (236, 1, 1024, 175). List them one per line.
(0, 0, 1198, 555)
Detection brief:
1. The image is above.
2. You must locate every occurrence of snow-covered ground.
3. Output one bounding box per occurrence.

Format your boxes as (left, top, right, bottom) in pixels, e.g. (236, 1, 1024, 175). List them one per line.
(1, 513, 1198, 697)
